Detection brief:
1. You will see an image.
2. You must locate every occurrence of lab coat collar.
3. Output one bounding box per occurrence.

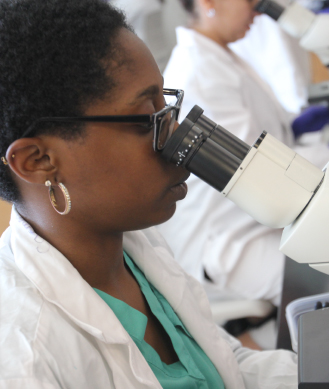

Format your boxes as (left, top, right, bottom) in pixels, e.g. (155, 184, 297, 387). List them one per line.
(175, 26, 236, 65)
(9, 207, 130, 345)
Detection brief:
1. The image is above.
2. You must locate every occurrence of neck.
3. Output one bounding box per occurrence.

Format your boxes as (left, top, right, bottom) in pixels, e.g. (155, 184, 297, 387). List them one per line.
(190, 19, 229, 50)
(17, 203, 127, 292)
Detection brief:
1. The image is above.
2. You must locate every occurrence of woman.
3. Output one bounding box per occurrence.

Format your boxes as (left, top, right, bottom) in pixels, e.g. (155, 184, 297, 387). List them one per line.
(157, 0, 329, 310)
(0, 0, 297, 388)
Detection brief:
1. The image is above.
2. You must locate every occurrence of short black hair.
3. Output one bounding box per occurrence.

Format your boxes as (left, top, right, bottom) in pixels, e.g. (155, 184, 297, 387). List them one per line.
(179, 0, 194, 14)
(0, 0, 130, 203)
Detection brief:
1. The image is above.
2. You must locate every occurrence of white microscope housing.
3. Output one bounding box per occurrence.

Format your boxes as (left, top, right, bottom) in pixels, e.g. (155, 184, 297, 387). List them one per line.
(224, 132, 329, 276)
(161, 105, 329, 275)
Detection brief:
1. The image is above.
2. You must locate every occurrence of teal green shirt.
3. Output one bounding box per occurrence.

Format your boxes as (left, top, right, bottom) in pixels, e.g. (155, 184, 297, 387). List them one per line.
(94, 252, 225, 389)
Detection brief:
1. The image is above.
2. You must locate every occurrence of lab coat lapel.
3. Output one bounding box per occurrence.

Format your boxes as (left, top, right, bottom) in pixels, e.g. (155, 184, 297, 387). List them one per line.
(10, 208, 126, 343)
(124, 229, 246, 389)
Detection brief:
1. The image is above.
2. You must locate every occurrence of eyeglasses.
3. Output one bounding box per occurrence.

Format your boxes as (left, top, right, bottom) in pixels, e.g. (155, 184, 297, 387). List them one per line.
(19, 88, 184, 152)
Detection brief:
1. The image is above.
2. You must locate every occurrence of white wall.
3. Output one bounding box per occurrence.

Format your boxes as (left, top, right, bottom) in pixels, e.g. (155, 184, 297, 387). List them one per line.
(162, 0, 187, 55)
(112, 0, 187, 72)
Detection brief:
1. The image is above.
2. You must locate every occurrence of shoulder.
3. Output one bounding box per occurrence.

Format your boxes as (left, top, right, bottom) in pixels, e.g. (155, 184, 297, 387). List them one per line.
(0, 248, 103, 387)
(0, 233, 44, 318)
(0, 235, 70, 386)
(0, 247, 48, 382)
(165, 30, 241, 92)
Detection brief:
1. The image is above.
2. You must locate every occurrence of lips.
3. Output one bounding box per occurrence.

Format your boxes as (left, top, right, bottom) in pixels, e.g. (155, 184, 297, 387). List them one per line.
(169, 172, 190, 200)
(170, 182, 188, 200)
(172, 172, 190, 187)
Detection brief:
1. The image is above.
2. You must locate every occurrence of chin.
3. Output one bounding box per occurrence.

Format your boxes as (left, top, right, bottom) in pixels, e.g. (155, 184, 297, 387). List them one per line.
(129, 204, 177, 231)
(153, 204, 177, 228)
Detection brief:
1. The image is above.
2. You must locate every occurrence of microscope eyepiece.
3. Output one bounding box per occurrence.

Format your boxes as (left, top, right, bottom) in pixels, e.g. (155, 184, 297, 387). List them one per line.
(161, 105, 250, 192)
(254, 0, 285, 20)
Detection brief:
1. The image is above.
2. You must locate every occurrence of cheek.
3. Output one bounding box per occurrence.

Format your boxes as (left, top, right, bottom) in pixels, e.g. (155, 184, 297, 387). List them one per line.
(90, 139, 169, 201)
(235, 12, 251, 34)
(122, 150, 168, 196)
(67, 143, 178, 230)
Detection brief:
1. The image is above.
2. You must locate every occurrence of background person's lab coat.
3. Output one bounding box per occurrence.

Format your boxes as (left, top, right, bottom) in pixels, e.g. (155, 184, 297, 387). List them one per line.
(230, 13, 311, 114)
(157, 27, 329, 306)
(0, 207, 297, 388)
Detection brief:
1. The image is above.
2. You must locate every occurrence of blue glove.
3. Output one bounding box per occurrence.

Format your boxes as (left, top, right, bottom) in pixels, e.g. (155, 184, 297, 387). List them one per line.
(291, 105, 329, 138)
(316, 7, 329, 14)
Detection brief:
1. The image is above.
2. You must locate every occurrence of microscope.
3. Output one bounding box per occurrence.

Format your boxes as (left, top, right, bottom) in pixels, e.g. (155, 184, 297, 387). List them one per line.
(254, 0, 329, 67)
(255, 0, 329, 104)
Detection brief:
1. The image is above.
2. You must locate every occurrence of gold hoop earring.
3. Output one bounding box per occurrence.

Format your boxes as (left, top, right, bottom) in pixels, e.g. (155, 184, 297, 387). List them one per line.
(45, 180, 71, 215)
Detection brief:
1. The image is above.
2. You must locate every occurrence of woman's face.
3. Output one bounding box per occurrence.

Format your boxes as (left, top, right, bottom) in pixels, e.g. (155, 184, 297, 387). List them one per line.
(51, 29, 190, 233)
(210, 0, 260, 45)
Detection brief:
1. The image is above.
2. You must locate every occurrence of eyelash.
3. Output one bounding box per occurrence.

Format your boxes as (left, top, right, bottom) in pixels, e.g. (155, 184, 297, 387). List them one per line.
(138, 122, 154, 132)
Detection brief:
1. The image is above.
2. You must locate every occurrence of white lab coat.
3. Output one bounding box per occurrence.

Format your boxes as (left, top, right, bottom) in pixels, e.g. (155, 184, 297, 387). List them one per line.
(157, 27, 329, 306)
(0, 207, 298, 388)
(230, 13, 311, 114)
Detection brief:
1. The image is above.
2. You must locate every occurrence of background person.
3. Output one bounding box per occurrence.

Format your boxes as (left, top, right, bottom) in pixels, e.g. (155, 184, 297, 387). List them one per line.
(110, 0, 318, 117)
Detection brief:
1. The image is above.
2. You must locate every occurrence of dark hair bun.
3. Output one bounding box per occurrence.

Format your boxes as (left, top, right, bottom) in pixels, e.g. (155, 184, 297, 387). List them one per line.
(179, 0, 194, 13)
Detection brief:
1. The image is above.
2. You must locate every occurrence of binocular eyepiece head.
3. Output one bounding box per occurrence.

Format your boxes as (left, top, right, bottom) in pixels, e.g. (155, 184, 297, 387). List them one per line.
(160, 105, 250, 192)
(254, 0, 285, 20)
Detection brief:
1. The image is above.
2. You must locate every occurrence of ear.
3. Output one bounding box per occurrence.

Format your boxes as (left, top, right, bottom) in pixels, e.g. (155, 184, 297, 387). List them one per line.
(6, 137, 57, 185)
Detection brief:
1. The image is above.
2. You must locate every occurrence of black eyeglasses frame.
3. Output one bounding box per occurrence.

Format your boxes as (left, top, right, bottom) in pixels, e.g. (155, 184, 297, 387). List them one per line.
(19, 88, 184, 152)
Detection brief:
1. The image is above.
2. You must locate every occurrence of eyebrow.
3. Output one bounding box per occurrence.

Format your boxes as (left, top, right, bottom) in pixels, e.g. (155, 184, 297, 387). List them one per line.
(128, 80, 164, 106)
(135, 84, 160, 100)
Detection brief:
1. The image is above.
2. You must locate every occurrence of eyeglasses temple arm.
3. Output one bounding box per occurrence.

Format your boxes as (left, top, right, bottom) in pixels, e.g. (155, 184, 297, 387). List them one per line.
(20, 115, 152, 138)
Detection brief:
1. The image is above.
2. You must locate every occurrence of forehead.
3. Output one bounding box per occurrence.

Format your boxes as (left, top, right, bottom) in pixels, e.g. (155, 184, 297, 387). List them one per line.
(110, 29, 163, 103)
